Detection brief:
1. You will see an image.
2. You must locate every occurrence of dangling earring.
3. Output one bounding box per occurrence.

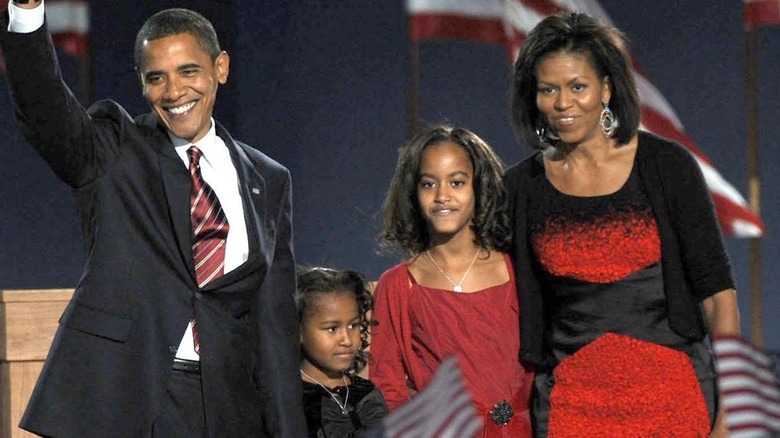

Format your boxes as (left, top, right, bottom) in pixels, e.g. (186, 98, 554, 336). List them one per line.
(600, 103, 619, 138)
(535, 122, 559, 147)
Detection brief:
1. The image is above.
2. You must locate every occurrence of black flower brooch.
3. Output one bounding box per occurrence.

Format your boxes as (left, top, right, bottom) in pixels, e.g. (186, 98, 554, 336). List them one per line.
(489, 400, 513, 426)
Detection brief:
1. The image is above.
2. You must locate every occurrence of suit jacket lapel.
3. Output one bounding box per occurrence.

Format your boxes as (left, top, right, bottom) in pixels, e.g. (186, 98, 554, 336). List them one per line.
(159, 147, 197, 277)
(141, 114, 197, 280)
(216, 122, 267, 265)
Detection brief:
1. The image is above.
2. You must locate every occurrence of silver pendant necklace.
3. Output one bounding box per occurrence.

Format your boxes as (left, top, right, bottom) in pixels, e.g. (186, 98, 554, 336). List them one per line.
(425, 248, 480, 293)
(300, 369, 350, 415)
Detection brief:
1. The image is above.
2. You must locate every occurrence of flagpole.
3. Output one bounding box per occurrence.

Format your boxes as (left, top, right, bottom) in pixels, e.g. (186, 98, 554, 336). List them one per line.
(745, 28, 763, 349)
(408, 36, 421, 138)
(77, 56, 92, 106)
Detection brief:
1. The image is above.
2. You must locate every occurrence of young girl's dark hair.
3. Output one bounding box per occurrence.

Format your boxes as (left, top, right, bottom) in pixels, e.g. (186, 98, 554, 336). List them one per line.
(295, 267, 374, 376)
(379, 124, 511, 256)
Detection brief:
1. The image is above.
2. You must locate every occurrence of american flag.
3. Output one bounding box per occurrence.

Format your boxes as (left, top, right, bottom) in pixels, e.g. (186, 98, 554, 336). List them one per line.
(744, 0, 780, 28)
(713, 335, 780, 437)
(1, 0, 88, 70)
(381, 356, 482, 438)
(406, 0, 765, 238)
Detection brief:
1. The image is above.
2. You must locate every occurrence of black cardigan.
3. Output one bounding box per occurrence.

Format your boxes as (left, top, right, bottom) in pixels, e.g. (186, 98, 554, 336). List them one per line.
(505, 131, 735, 366)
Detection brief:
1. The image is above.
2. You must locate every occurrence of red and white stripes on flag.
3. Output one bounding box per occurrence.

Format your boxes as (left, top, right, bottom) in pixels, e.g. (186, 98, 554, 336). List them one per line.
(46, 0, 89, 59)
(407, 0, 765, 238)
(1, 0, 88, 70)
(744, 0, 780, 29)
(382, 356, 482, 438)
(713, 335, 780, 437)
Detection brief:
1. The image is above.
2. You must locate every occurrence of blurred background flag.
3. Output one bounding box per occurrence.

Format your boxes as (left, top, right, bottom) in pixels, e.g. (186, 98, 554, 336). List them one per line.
(381, 356, 482, 438)
(46, 0, 89, 59)
(713, 335, 780, 437)
(406, 0, 765, 238)
(1, 0, 89, 71)
(744, 0, 780, 29)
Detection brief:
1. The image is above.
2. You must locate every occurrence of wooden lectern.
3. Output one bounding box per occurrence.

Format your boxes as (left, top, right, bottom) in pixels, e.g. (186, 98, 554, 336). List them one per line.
(0, 289, 73, 438)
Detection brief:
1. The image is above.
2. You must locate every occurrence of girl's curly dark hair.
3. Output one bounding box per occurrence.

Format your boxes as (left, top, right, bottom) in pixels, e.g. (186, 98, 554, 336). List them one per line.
(295, 266, 375, 376)
(379, 124, 511, 256)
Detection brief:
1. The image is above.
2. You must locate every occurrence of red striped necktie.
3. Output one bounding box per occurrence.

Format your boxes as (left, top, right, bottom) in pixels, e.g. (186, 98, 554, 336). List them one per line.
(187, 145, 230, 354)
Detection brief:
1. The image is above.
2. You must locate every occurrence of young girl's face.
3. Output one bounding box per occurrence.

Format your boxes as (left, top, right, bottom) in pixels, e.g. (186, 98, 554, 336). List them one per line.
(417, 141, 476, 243)
(300, 291, 361, 380)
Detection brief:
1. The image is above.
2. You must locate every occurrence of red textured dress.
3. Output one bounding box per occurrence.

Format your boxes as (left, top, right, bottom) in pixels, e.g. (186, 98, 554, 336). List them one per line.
(527, 165, 714, 437)
(370, 253, 534, 437)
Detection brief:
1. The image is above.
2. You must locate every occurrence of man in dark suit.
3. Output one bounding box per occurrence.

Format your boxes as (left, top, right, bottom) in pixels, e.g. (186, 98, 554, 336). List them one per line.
(2, 2, 305, 437)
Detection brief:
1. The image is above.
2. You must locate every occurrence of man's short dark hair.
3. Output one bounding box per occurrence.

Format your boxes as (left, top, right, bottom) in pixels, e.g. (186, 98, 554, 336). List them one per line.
(134, 8, 221, 70)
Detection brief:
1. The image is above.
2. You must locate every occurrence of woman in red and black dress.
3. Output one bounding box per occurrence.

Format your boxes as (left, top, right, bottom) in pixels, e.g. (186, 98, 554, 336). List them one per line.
(505, 12, 740, 438)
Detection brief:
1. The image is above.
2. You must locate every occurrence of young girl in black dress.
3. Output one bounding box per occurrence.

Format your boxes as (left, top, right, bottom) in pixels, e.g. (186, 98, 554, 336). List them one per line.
(297, 267, 389, 438)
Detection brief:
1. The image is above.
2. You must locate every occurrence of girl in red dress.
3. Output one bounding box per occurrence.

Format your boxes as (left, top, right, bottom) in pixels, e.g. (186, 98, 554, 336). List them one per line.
(369, 125, 534, 437)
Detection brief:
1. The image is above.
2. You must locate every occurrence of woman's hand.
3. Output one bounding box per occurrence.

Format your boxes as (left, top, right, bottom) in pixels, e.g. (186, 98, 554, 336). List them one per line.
(709, 403, 730, 437)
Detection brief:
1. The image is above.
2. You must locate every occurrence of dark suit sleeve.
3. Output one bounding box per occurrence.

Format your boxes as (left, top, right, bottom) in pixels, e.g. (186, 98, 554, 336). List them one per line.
(1, 20, 120, 188)
(258, 169, 307, 437)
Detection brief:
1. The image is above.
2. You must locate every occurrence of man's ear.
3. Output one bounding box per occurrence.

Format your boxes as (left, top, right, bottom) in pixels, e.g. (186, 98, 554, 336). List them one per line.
(136, 67, 145, 89)
(215, 51, 230, 85)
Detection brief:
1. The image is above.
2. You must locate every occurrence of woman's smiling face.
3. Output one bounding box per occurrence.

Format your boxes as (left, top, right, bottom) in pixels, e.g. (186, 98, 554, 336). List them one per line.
(535, 50, 611, 147)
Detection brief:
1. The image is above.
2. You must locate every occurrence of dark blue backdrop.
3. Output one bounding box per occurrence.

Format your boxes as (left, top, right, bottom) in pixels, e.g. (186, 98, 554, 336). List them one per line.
(2, 0, 778, 349)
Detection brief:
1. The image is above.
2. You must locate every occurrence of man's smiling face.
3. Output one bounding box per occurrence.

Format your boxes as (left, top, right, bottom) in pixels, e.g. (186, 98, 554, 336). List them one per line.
(139, 32, 229, 143)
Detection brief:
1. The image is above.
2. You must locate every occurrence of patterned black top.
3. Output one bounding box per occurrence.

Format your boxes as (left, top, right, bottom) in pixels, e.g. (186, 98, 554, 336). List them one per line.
(525, 164, 693, 352)
(529, 164, 661, 284)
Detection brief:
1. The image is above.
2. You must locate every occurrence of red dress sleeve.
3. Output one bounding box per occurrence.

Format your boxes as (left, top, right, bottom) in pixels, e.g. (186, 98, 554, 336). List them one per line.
(369, 263, 413, 411)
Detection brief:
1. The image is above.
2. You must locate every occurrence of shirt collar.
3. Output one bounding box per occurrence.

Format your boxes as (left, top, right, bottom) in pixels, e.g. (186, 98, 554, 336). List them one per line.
(169, 119, 218, 154)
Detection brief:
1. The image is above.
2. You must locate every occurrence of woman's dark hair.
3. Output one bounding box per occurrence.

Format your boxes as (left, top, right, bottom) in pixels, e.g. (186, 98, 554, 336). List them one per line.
(511, 12, 640, 149)
(379, 124, 511, 256)
(135, 8, 222, 70)
(295, 267, 375, 376)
